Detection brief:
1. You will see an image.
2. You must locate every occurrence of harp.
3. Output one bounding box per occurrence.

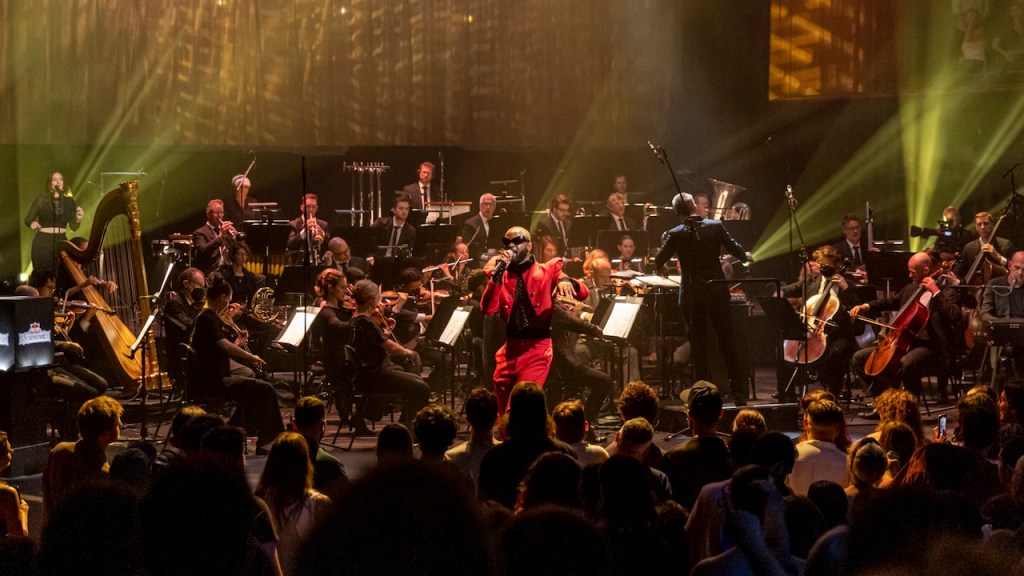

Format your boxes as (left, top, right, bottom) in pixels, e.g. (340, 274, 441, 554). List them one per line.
(58, 180, 166, 395)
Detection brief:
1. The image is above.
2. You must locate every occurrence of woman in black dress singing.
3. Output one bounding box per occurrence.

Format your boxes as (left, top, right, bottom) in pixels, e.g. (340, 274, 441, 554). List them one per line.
(24, 171, 84, 274)
(348, 279, 430, 428)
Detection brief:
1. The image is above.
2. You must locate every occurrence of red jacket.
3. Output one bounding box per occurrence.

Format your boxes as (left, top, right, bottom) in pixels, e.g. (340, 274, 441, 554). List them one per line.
(481, 257, 588, 328)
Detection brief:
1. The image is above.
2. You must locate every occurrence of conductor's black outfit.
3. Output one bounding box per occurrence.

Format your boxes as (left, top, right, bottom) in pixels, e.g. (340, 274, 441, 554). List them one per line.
(654, 216, 749, 404)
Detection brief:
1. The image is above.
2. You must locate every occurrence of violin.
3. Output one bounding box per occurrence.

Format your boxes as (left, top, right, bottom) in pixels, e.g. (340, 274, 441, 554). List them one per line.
(783, 263, 845, 364)
(862, 260, 956, 377)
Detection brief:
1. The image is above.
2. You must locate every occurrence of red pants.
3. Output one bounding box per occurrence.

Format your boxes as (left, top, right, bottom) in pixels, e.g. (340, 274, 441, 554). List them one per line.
(493, 338, 553, 414)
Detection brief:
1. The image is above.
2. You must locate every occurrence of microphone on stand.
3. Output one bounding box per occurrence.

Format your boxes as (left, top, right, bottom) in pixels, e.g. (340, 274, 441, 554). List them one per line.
(784, 185, 797, 207)
(647, 141, 664, 163)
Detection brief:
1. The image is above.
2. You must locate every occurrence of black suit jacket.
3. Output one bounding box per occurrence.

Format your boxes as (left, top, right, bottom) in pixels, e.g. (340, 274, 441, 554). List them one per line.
(955, 236, 1014, 279)
(551, 305, 601, 369)
(535, 214, 572, 255)
(606, 214, 638, 231)
(325, 255, 369, 277)
(866, 281, 963, 362)
(400, 183, 429, 210)
(460, 213, 494, 248)
(191, 223, 227, 273)
(372, 217, 417, 254)
(833, 240, 868, 267)
(654, 217, 747, 286)
(286, 216, 330, 251)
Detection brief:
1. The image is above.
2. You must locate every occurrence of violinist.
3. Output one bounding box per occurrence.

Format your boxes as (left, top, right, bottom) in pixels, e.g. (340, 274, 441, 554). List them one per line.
(190, 274, 284, 454)
(955, 211, 1014, 281)
(850, 251, 962, 405)
(163, 267, 206, 386)
(980, 251, 1024, 377)
(778, 245, 859, 401)
(348, 279, 430, 427)
(311, 268, 356, 423)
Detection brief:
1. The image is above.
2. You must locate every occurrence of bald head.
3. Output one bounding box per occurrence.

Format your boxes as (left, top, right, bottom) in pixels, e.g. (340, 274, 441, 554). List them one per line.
(590, 257, 612, 286)
(907, 251, 933, 283)
(1009, 251, 1024, 287)
(327, 237, 351, 264)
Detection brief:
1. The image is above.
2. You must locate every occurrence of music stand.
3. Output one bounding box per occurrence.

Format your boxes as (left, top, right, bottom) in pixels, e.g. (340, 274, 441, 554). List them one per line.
(243, 220, 291, 277)
(415, 224, 458, 255)
(275, 305, 322, 399)
(590, 296, 644, 389)
(568, 215, 604, 248)
(278, 265, 328, 302)
(423, 299, 474, 408)
(370, 256, 423, 290)
(864, 250, 913, 294)
(757, 295, 815, 403)
(330, 226, 376, 259)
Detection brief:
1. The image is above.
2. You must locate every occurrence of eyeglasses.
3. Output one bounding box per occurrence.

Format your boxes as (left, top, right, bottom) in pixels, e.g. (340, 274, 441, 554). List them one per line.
(502, 235, 528, 247)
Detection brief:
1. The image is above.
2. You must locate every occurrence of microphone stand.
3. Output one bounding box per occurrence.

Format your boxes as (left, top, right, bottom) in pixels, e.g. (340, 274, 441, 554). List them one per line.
(127, 251, 180, 439)
(782, 185, 812, 399)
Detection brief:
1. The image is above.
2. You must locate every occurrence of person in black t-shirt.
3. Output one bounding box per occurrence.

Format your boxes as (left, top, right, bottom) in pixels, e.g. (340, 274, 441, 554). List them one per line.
(190, 276, 284, 454)
(348, 279, 430, 428)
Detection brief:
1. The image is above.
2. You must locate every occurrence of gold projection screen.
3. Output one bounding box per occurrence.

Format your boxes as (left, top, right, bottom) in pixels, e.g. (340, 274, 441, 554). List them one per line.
(0, 0, 679, 148)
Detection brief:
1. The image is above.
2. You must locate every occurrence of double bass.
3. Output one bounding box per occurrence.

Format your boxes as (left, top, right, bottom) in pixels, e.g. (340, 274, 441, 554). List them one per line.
(962, 210, 1012, 350)
(862, 260, 955, 377)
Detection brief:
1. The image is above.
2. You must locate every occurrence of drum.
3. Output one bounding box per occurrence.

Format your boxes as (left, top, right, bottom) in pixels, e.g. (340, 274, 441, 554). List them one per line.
(150, 239, 170, 258)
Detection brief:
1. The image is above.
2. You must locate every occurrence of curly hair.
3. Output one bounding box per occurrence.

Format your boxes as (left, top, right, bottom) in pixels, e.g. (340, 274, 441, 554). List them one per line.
(618, 381, 659, 423)
(873, 389, 925, 447)
(413, 403, 459, 455)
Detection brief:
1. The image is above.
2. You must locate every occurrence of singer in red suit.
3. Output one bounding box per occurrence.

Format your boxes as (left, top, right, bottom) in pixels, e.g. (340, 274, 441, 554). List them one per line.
(482, 227, 588, 414)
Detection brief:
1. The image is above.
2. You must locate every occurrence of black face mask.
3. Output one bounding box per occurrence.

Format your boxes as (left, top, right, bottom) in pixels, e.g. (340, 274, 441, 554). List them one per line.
(191, 287, 206, 303)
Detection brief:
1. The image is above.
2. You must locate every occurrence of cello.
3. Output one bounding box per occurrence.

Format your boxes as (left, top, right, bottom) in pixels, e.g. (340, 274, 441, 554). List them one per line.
(862, 260, 955, 377)
(783, 263, 845, 364)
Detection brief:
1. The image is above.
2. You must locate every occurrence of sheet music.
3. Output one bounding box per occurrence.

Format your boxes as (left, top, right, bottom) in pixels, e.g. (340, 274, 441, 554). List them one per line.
(276, 306, 321, 347)
(633, 275, 679, 288)
(439, 308, 471, 347)
(602, 301, 641, 339)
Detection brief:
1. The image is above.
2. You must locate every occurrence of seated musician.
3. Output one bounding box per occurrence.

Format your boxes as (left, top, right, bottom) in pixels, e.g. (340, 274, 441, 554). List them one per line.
(549, 299, 612, 429)
(286, 193, 329, 259)
(225, 174, 260, 229)
(980, 250, 1024, 377)
(214, 242, 278, 356)
(372, 196, 417, 257)
(323, 237, 368, 276)
(606, 191, 637, 231)
(778, 245, 860, 400)
(423, 241, 476, 289)
(577, 255, 641, 384)
(189, 274, 284, 454)
(460, 193, 497, 252)
(311, 269, 356, 423)
(834, 213, 869, 274)
(192, 199, 239, 273)
(163, 267, 206, 386)
(614, 234, 641, 272)
(348, 279, 430, 427)
(16, 274, 108, 438)
(535, 194, 573, 256)
(955, 211, 1015, 280)
(850, 251, 961, 405)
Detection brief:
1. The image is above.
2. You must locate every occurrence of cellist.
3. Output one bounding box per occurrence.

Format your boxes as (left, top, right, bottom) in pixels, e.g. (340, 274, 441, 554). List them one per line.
(778, 245, 860, 401)
(849, 251, 962, 408)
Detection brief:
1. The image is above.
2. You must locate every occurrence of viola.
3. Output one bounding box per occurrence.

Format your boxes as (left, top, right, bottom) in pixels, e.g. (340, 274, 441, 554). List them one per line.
(862, 260, 955, 377)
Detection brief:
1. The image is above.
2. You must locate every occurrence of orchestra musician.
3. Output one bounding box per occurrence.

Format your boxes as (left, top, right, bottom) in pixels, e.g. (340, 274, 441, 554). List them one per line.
(192, 199, 240, 273)
(778, 245, 860, 400)
(606, 191, 637, 231)
(980, 250, 1024, 377)
(535, 194, 573, 257)
(224, 174, 260, 228)
(549, 302, 612, 428)
(614, 234, 640, 272)
(163, 267, 206, 386)
(286, 193, 329, 260)
(955, 211, 1015, 280)
(310, 268, 358, 427)
(189, 274, 284, 454)
(400, 161, 434, 211)
(834, 213, 869, 272)
(482, 227, 588, 414)
(460, 193, 497, 251)
(323, 237, 369, 277)
(849, 251, 962, 404)
(654, 192, 751, 406)
(348, 279, 430, 427)
(424, 241, 475, 288)
(372, 196, 417, 257)
(25, 171, 85, 274)
(213, 243, 279, 357)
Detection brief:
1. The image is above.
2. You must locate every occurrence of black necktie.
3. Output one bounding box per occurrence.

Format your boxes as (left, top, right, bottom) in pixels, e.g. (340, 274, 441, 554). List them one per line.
(852, 245, 861, 267)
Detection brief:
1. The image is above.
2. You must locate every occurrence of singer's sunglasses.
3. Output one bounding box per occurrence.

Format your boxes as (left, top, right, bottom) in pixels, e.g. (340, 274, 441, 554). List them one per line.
(502, 235, 529, 247)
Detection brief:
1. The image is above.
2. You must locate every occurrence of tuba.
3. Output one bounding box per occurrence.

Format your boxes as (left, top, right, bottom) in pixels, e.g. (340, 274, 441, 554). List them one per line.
(708, 178, 750, 221)
(250, 287, 278, 322)
(58, 181, 166, 395)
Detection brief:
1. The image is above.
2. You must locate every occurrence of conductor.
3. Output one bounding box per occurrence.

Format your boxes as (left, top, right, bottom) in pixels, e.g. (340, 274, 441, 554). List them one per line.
(654, 192, 751, 405)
